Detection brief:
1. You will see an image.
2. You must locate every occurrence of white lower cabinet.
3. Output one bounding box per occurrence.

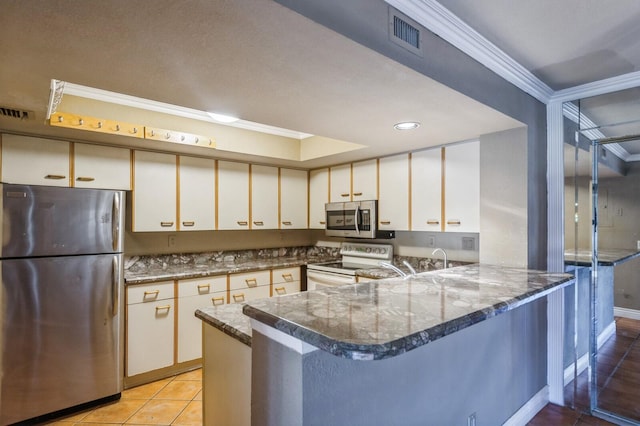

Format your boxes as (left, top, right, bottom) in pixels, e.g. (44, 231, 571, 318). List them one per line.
(272, 267, 301, 296)
(126, 281, 175, 377)
(229, 270, 271, 303)
(177, 276, 226, 363)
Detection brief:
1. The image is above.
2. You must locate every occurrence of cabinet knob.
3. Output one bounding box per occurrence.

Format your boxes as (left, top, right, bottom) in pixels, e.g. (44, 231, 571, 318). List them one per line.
(447, 220, 461, 225)
(197, 284, 210, 292)
(237, 221, 248, 226)
(245, 278, 258, 287)
(143, 290, 160, 300)
(282, 221, 292, 226)
(253, 221, 264, 226)
(182, 221, 195, 227)
(340, 193, 350, 197)
(155, 305, 171, 314)
(232, 293, 245, 303)
(282, 273, 294, 282)
(76, 176, 95, 182)
(380, 221, 391, 225)
(160, 221, 174, 227)
(212, 296, 225, 305)
(426, 220, 440, 225)
(275, 286, 286, 295)
(353, 192, 363, 196)
(319, 221, 326, 225)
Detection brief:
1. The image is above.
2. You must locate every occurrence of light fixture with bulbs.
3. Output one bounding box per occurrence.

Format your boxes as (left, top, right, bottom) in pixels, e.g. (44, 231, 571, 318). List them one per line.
(394, 121, 420, 130)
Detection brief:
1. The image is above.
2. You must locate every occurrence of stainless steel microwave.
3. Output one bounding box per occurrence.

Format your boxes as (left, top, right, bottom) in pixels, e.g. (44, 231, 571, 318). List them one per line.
(325, 200, 380, 239)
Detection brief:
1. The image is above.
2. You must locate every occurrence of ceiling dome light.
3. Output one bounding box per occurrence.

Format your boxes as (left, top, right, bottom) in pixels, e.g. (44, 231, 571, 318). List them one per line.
(207, 112, 240, 123)
(394, 121, 420, 130)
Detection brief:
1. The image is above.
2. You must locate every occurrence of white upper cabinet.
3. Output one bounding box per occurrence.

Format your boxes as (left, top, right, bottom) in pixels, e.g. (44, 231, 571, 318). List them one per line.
(1, 134, 70, 186)
(329, 163, 351, 202)
(444, 140, 480, 232)
(329, 159, 377, 202)
(179, 156, 216, 231)
(378, 154, 409, 231)
(250, 165, 278, 229)
(74, 143, 131, 190)
(351, 159, 377, 200)
(411, 148, 442, 231)
(133, 151, 177, 232)
(217, 161, 250, 230)
(309, 168, 328, 229)
(279, 168, 308, 229)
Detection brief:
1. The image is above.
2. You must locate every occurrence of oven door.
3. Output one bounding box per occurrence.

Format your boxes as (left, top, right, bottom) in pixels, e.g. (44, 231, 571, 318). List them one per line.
(307, 270, 356, 290)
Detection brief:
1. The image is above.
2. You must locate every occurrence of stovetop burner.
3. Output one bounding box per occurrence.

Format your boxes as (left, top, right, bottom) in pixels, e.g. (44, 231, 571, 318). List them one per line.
(307, 243, 394, 276)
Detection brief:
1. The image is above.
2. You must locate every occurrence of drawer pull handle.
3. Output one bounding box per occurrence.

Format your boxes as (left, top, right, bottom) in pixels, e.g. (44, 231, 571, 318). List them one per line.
(144, 290, 160, 298)
(447, 220, 461, 225)
(237, 221, 248, 226)
(282, 273, 294, 282)
(282, 221, 292, 226)
(160, 221, 174, 227)
(275, 286, 286, 294)
(253, 221, 264, 226)
(182, 221, 195, 227)
(44, 174, 66, 180)
(380, 221, 391, 225)
(245, 278, 258, 287)
(155, 305, 171, 313)
(353, 192, 363, 196)
(76, 176, 95, 182)
(212, 296, 225, 305)
(340, 193, 350, 197)
(197, 284, 210, 292)
(319, 221, 326, 225)
(426, 220, 440, 225)
(232, 293, 245, 302)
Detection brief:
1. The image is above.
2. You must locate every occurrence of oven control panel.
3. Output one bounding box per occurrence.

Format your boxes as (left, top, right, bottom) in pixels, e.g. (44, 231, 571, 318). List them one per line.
(340, 243, 393, 260)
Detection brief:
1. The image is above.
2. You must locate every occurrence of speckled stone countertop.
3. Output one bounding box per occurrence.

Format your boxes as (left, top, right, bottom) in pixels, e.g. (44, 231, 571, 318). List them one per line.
(243, 264, 574, 361)
(195, 304, 252, 347)
(124, 246, 340, 284)
(564, 249, 640, 267)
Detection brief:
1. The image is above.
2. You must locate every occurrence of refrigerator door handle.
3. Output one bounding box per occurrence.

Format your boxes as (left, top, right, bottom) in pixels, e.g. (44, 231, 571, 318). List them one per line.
(112, 256, 119, 317)
(112, 192, 121, 252)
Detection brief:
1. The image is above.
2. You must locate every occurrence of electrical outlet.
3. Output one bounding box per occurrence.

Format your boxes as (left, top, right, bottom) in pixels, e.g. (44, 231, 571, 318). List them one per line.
(168, 234, 176, 247)
(427, 236, 436, 247)
(615, 207, 623, 216)
(637, 240, 640, 250)
(467, 412, 477, 426)
(462, 237, 475, 250)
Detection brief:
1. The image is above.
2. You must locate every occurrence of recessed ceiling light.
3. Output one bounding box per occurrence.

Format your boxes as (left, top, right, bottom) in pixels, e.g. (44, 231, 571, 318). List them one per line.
(394, 121, 420, 130)
(207, 112, 240, 123)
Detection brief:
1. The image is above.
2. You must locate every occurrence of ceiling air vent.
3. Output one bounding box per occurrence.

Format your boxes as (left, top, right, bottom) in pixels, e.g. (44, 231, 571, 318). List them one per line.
(389, 8, 423, 57)
(0, 106, 34, 120)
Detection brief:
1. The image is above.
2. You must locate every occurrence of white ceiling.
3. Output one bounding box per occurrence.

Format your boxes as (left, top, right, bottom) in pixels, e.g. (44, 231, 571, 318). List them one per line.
(1, 0, 639, 167)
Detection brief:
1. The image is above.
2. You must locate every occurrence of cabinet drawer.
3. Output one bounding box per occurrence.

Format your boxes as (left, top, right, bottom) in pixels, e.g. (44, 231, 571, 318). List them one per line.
(229, 285, 270, 304)
(178, 276, 227, 297)
(127, 281, 174, 304)
(229, 270, 270, 291)
(273, 281, 301, 296)
(272, 267, 300, 284)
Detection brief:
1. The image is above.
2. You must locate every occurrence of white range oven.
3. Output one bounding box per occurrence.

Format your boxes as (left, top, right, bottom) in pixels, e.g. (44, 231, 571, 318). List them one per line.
(307, 242, 393, 290)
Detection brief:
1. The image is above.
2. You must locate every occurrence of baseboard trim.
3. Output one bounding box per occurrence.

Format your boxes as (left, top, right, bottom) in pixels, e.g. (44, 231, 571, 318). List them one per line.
(503, 386, 549, 426)
(614, 306, 640, 320)
(563, 321, 617, 385)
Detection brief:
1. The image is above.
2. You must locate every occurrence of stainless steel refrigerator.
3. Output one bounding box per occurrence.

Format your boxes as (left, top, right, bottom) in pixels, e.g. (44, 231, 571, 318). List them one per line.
(0, 184, 125, 425)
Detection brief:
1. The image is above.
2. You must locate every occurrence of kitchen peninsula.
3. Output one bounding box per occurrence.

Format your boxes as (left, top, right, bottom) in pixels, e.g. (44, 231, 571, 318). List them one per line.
(198, 264, 573, 426)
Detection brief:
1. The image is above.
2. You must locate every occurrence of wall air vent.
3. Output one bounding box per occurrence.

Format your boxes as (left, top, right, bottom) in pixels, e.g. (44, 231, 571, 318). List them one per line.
(389, 8, 423, 57)
(0, 106, 34, 120)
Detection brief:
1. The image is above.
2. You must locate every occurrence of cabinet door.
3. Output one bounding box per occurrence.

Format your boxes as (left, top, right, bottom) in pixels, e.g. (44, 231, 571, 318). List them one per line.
(351, 159, 377, 200)
(250, 165, 278, 229)
(280, 168, 308, 229)
(1, 134, 70, 186)
(411, 148, 442, 231)
(329, 163, 351, 202)
(378, 154, 409, 231)
(444, 141, 480, 232)
(309, 168, 329, 229)
(74, 143, 131, 190)
(179, 156, 215, 231)
(133, 151, 177, 232)
(126, 281, 175, 377)
(177, 276, 227, 363)
(217, 161, 250, 230)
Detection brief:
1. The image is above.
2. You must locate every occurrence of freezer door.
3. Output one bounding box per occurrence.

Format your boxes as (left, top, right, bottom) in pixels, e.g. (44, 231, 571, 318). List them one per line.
(0, 184, 125, 258)
(0, 254, 123, 425)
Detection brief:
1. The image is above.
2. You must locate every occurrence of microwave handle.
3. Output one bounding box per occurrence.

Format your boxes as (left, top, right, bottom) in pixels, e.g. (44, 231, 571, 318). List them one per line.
(355, 205, 360, 234)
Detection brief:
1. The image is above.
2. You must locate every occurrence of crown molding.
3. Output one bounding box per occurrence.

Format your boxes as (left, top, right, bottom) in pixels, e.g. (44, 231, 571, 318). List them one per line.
(551, 70, 640, 103)
(61, 81, 313, 140)
(385, 0, 554, 104)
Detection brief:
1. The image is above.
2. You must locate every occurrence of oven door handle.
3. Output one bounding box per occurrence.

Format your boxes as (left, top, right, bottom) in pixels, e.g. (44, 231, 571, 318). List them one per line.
(354, 205, 360, 234)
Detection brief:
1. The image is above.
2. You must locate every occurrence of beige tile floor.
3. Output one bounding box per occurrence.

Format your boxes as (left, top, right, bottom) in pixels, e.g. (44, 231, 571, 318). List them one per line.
(46, 369, 202, 426)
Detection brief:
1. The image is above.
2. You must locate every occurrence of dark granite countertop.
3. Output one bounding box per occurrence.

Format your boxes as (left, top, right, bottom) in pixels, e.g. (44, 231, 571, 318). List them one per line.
(243, 264, 574, 361)
(125, 255, 338, 284)
(196, 304, 252, 347)
(564, 249, 640, 267)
